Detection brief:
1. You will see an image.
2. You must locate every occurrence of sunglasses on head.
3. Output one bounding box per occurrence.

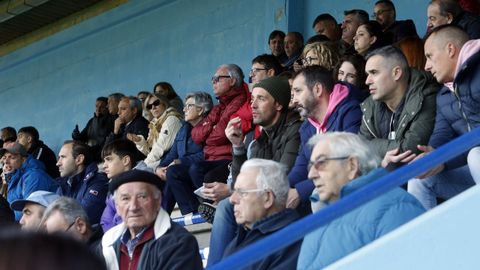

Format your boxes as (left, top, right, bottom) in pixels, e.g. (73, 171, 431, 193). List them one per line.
(146, 99, 161, 110)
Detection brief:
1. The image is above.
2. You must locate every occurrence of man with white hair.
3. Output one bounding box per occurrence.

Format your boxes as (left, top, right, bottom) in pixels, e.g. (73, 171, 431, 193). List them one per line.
(297, 132, 425, 269)
(101, 170, 202, 270)
(222, 158, 301, 269)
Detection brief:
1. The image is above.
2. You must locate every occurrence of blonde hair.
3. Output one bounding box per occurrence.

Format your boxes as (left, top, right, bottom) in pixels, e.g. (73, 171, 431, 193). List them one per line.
(301, 41, 341, 71)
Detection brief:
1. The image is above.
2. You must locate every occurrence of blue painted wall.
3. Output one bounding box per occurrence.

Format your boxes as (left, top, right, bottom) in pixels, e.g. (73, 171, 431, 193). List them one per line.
(0, 0, 429, 152)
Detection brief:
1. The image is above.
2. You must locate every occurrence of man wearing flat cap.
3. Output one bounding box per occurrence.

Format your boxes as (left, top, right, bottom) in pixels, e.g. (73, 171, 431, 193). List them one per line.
(2, 142, 57, 220)
(101, 170, 202, 270)
(10, 190, 59, 230)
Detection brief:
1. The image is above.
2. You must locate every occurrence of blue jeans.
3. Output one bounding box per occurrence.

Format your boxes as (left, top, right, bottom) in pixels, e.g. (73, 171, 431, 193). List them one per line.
(408, 164, 476, 209)
(207, 197, 237, 266)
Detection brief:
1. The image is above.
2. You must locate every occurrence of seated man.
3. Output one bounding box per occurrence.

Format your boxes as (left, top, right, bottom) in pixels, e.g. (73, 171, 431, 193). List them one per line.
(222, 158, 301, 269)
(289, 65, 362, 212)
(427, 0, 480, 39)
(297, 132, 425, 269)
(268, 30, 288, 66)
(105, 96, 149, 145)
(283, 32, 304, 70)
(107, 93, 124, 119)
(43, 196, 103, 252)
(72, 97, 114, 161)
(100, 139, 145, 232)
(312, 13, 341, 41)
(56, 140, 108, 224)
(0, 126, 17, 146)
(360, 45, 438, 158)
(17, 126, 59, 178)
(2, 142, 57, 220)
(408, 25, 480, 209)
(10, 190, 59, 231)
(190, 64, 249, 216)
(207, 76, 301, 265)
(373, 0, 418, 43)
(249, 54, 283, 85)
(101, 170, 203, 270)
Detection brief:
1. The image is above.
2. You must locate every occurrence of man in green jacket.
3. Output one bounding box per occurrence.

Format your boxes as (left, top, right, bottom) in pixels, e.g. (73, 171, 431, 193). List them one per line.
(360, 45, 439, 159)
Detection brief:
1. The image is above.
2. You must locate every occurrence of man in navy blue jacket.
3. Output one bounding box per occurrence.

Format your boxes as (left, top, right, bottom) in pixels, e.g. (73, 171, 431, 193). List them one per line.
(56, 140, 108, 224)
(289, 66, 362, 211)
(408, 25, 480, 209)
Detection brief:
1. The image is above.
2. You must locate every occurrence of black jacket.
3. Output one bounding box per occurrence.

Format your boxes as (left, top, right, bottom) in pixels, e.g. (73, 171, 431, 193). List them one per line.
(29, 140, 59, 178)
(105, 115, 150, 146)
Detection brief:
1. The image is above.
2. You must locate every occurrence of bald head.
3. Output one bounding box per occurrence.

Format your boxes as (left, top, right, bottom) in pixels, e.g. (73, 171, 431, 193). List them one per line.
(424, 25, 469, 83)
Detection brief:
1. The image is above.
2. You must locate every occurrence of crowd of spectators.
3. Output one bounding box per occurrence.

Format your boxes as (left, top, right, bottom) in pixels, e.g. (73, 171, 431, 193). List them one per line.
(0, 0, 479, 269)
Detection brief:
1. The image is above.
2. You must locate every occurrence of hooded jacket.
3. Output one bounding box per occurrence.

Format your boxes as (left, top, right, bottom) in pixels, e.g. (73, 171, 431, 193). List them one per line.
(359, 68, 439, 158)
(288, 82, 362, 203)
(6, 155, 57, 220)
(429, 39, 480, 169)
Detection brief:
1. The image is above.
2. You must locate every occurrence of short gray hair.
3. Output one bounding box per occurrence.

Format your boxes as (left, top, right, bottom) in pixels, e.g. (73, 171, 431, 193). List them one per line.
(308, 132, 380, 176)
(240, 158, 289, 208)
(42, 197, 90, 227)
(219, 64, 244, 88)
(122, 96, 143, 116)
(185, 91, 214, 117)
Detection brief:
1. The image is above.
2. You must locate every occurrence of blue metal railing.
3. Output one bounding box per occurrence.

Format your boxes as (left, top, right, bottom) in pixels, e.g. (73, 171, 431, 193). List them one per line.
(208, 127, 480, 269)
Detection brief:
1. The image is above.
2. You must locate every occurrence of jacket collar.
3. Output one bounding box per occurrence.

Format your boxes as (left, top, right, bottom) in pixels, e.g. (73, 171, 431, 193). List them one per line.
(102, 208, 171, 247)
(340, 168, 388, 198)
(251, 208, 299, 234)
(217, 83, 247, 104)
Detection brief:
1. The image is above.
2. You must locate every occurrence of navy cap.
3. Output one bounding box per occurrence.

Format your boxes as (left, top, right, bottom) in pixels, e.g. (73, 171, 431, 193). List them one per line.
(109, 170, 164, 193)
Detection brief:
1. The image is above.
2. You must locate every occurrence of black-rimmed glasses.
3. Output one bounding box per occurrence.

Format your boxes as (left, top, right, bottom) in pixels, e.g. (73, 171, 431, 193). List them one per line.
(211, 75, 231, 83)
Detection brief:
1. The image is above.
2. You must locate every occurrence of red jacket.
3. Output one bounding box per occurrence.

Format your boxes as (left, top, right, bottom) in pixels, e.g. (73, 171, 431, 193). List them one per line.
(192, 84, 248, 160)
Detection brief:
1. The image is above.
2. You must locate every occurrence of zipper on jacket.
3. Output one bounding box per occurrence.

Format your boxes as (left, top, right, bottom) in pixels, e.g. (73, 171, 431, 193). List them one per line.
(362, 115, 377, 138)
(453, 84, 472, 132)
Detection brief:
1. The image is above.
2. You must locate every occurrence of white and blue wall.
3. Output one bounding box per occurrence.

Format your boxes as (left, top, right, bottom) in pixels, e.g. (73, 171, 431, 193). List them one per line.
(0, 0, 430, 152)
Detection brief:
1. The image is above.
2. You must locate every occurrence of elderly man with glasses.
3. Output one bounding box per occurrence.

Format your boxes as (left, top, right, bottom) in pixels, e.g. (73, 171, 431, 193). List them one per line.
(191, 64, 250, 221)
(221, 158, 302, 270)
(297, 132, 425, 269)
(42, 196, 103, 252)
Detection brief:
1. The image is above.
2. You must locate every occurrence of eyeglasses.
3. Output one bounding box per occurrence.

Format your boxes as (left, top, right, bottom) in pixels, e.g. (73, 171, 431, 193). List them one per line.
(184, 103, 198, 110)
(308, 156, 349, 171)
(211, 75, 231, 83)
(232, 188, 267, 198)
(372, 9, 392, 19)
(249, 68, 268, 75)
(301, 56, 319, 65)
(146, 99, 161, 110)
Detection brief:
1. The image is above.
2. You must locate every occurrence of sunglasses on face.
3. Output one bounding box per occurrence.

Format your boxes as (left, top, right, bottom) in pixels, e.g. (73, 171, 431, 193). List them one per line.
(146, 99, 161, 110)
